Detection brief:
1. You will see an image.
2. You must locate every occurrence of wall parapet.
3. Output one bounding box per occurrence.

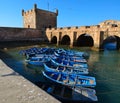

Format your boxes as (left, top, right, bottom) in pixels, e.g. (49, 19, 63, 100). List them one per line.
(22, 9, 35, 16)
(0, 27, 46, 42)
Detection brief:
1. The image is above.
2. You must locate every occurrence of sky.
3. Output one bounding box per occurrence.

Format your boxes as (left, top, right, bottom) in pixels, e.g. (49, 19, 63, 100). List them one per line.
(0, 0, 120, 28)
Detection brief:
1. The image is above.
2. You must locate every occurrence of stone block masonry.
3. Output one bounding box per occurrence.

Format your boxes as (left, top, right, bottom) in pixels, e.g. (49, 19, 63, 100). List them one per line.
(0, 27, 47, 42)
(0, 27, 49, 48)
(0, 59, 61, 103)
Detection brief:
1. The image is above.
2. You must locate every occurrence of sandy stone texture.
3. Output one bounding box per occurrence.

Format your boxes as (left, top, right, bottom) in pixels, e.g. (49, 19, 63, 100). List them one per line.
(0, 59, 61, 103)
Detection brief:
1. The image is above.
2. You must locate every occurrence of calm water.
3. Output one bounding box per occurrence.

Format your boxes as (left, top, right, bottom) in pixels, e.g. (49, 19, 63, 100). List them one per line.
(0, 45, 120, 103)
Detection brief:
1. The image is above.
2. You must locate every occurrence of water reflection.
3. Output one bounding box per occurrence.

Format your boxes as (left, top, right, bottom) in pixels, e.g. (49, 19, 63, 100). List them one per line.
(88, 50, 120, 103)
(0, 49, 42, 83)
(0, 46, 120, 103)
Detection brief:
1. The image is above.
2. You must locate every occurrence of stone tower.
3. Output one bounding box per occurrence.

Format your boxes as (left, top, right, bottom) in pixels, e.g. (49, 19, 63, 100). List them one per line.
(22, 4, 58, 29)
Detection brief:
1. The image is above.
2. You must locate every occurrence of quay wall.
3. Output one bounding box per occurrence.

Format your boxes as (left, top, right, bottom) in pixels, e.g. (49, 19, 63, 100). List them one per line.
(0, 27, 47, 42)
(0, 59, 61, 103)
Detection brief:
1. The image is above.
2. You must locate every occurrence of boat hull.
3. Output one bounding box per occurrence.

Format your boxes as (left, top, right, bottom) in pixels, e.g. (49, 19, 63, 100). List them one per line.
(42, 71, 96, 88)
(35, 81, 98, 102)
(44, 63, 89, 75)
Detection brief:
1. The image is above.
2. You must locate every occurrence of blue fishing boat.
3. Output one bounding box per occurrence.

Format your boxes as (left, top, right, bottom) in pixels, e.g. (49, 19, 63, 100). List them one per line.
(54, 52, 87, 63)
(19, 47, 56, 59)
(55, 48, 90, 59)
(50, 58, 88, 69)
(35, 81, 98, 102)
(42, 71, 96, 87)
(104, 42, 117, 50)
(25, 55, 50, 66)
(43, 63, 89, 75)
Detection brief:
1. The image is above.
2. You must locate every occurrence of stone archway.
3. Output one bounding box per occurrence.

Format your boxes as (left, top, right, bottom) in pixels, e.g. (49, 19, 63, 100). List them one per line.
(114, 35, 120, 49)
(102, 35, 119, 50)
(51, 36, 57, 44)
(60, 35, 70, 45)
(76, 34, 94, 47)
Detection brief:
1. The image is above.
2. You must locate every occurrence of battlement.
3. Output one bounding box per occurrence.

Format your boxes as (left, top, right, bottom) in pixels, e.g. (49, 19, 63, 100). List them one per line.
(22, 9, 35, 16)
(46, 25, 102, 31)
(22, 4, 37, 16)
(36, 8, 57, 17)
(22, 3, 58, 17)
(22, 4, 58, 29)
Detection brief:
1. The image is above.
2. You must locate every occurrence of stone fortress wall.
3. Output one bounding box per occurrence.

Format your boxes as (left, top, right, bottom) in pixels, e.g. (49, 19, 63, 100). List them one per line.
(0, 27, 44, 42)
(0, 4, 57, 45)
(0, 4, 120, 49)
(22, 4, 58, 29)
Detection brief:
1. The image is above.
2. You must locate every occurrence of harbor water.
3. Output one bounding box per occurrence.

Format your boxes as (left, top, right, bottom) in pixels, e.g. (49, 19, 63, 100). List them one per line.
(0, 45, 120, 103)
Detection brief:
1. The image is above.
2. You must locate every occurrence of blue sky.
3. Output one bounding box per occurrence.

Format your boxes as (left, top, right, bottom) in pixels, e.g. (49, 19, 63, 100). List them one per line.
(0, 0, 120, 28)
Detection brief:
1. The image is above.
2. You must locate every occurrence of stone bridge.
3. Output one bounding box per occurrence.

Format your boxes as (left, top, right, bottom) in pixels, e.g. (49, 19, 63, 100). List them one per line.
(46, 20, 120, 50)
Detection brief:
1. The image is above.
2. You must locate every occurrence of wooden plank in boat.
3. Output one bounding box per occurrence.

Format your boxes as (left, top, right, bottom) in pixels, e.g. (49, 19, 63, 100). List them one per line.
(57, 73, 61, 80)
(63, 75, 69, 84)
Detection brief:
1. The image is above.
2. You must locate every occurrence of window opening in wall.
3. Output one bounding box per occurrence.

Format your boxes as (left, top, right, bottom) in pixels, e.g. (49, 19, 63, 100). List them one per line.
(28, 25, 30, 28)
(49, 25, 52, 29)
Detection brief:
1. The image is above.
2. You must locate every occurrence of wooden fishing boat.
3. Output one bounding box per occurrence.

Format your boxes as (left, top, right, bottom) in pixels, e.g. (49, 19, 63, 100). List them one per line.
(54, 52, 87, 63)
(55, 49, 90, 59)
(35, 81, 98, 103)
(50, 58, 88, 69)
(42, 71, 96, 87)
(25, 55, 50, 66)
(104, 42, 117, 50)
(43, 63, 89, 75)
(19, 47, 56, 59)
